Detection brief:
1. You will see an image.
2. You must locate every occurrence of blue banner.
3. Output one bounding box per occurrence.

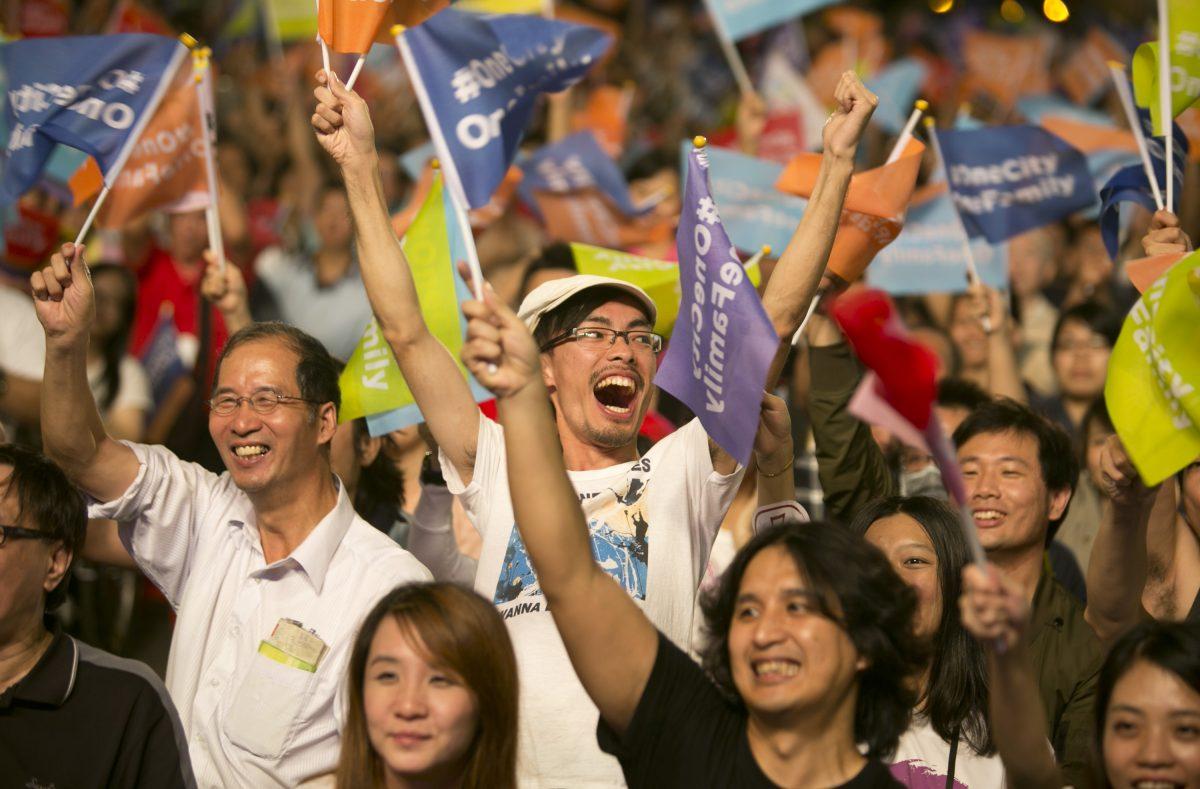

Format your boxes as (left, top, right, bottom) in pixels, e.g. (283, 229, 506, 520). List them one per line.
(655, 145, 779, 466)
(688, 142, 808, 255)
(936, 125, 1097, 244)
(0, 34, 187, 203)
(138, 310, 188, 408)
(868, 186, 1009, 295)
(399, 8, 611, 209)
(705, 0, 837, 43)
(519, 130, 642, 217)
(867, 58, 927, 136)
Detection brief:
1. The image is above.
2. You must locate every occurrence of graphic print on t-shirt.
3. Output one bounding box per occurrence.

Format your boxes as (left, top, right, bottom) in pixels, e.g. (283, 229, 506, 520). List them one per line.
(494, 468, 651, 612)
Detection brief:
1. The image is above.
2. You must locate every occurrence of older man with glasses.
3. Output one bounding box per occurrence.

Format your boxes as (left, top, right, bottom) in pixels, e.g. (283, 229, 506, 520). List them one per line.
(0, 444, 193, 788)
(31, 243, 431, 788)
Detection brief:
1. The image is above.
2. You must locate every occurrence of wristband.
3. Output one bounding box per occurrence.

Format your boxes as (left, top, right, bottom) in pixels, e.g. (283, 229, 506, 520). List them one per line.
(758, 456, 794, 478)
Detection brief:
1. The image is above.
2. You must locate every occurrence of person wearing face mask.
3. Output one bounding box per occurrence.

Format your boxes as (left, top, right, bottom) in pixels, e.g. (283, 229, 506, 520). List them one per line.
(31, 243, 431, 787)
(335, 583, 518, 789)
(960, 565, 1200, 789)
(459, 281, 922, 788)
(953, 399, 1103, 787)
(850, 497, 1003, 787)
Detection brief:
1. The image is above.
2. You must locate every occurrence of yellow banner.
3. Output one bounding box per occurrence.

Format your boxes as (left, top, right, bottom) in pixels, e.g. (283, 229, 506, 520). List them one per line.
(1132, 0, 1200, 135)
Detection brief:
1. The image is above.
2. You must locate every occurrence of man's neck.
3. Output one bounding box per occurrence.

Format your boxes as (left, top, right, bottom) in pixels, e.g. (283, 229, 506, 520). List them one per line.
(557, 425, 639, 471)
(1061, 396, 1089, 429)
(250, 472, 340, 565)
(988, 543, 1045, 602)
(0, 612, 52, 694)
(746, 696, 866, 787)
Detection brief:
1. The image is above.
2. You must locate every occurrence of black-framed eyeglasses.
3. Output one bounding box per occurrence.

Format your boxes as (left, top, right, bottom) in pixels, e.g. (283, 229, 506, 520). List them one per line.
(0, 524, 57, 548)
(207, 391, 318, 416)
(541, 326, 664, 354)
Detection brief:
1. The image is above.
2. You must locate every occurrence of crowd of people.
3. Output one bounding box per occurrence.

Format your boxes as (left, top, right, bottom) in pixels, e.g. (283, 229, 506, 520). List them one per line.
(2, 0, 1199, 787)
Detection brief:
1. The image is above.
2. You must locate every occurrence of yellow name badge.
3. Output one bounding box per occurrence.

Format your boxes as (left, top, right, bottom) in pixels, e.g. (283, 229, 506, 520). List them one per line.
(258, 618, 329, 673)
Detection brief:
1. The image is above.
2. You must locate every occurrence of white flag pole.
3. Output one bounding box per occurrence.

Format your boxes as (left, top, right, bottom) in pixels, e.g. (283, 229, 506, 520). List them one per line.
(1107, 61, 1165, 211)
(344, 55, 366, 91)
(702, 0, 754, 97)
(74, 186, 113, 247)
(1158, 0, 1175, 210)
(193, 46, 227, 272)
(886, 99, 928, 165)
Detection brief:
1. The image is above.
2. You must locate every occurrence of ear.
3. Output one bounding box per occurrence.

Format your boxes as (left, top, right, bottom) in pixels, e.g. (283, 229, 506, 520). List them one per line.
(43, 542, 71, 597)
(1047, 485, 1071, 523)
(317, 403, 339, 446)
(540, 352, 556, 391)
(357, 434, 383, 468)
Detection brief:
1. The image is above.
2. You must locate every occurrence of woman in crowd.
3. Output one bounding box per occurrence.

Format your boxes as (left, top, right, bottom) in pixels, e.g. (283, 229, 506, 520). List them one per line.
(335, 583, 519, 789)
(87, 263, 151, 442)
(961, 564, 1200, 788)
(1054, 398, 1116, 575)
(1031, 301, 1122, 441)
(461, 287, 922, 787)
(850, 497, 1002, 787)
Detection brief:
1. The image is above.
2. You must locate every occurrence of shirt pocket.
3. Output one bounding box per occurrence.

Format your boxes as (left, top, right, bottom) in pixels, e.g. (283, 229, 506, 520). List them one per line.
(225, 651, 316, 758)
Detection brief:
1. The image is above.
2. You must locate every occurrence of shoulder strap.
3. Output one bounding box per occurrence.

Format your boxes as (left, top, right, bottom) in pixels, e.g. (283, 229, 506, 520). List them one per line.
(944, 728, 959, 789)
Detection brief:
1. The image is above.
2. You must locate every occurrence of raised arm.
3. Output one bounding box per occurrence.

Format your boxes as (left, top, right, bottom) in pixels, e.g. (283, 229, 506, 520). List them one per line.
(1085, 435, 1159, 644)
(311, 70, 480, 481)
(460, 285, 657, 736)
(960, 564, 1062, 789)
(200, 250, 252, 335)
(755, 392, 796, 509)
(31, 244, 139, 502)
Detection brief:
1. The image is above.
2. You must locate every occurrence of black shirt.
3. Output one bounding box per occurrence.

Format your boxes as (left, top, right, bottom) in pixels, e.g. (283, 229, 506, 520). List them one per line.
(0, 621, 194, 789)
(597, 631, 901, 789)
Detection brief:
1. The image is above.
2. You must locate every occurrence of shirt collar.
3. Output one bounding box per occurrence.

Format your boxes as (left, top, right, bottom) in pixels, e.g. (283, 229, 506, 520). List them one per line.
(0, 619, 77, 709)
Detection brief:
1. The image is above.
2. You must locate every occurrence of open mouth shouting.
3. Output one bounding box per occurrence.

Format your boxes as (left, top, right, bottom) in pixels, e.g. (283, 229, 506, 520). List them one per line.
(593, 373, 640, 417)
(231, 442, 271, 466)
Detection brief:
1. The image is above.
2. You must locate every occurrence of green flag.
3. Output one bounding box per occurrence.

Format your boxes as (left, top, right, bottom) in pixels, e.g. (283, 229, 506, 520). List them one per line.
(1132, 0, 1200, 135)
(1105, 250, 1200, 485)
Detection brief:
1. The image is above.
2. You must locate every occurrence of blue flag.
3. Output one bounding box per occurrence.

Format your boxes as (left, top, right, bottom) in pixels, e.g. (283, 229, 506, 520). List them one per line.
(704, 0, 836, 43)
(867, 59, 928, 136)
(138, 310, 188, 409)
(868, 186, 1009, 295)
(398, 8, 611, 209)
(935, 125, 1097, 244)
(0, 34, 187, 203)
(691, 142, 808, 255)
(519, 131, 642, 217)
(655, 144, 779, 466)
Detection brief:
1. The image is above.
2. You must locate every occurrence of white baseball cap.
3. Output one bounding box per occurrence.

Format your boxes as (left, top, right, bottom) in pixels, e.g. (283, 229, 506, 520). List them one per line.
(517, 274, 658, 336)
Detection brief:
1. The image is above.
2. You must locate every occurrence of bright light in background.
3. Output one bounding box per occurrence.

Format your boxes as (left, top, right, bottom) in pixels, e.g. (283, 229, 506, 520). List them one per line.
(930, 0, 954, 13)
(1000, 0, 1025, 23)
(1043, 0, 1069, 22)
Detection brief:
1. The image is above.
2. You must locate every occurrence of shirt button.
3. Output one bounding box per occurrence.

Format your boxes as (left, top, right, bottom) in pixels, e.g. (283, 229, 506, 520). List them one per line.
(210, 677, 220, 687)
(230, 625, 240, 637)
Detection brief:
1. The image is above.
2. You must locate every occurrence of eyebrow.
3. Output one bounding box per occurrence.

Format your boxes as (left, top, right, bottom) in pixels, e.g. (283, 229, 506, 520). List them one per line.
(959, 455, 1033, 467)
(581, 314, 654, 330)
(367, 655, 399, 667)
(736, 587, 819, 605)
(212, 385, 284, 397)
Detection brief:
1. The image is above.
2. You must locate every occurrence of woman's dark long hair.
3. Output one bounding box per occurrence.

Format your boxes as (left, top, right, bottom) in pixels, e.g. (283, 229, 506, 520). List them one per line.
(700, 522, 926, 760)
(1094, 620, 1200, 787)
(335, 583, 519, 789)
(89, 263, 137, 412)
(351, 417, 406, 527)
(850, 496, 995, 756)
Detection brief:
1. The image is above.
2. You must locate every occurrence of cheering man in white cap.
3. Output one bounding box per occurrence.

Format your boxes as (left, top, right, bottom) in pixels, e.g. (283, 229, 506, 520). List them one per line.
(311, 68, 877, 786)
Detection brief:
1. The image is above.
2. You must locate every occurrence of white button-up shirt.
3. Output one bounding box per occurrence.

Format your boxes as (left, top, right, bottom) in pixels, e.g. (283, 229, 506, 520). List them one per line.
(90, 442, 431, 788)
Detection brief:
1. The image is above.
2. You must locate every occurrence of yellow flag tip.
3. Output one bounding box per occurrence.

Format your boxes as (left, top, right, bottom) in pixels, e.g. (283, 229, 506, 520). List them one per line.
(390, 23, 406, 35)
(914, 99, 930, 112)
(431, 158, 441, 170)
(179, 33, 198, 49)
(693, 135, 707, 148)
(922, 116, 936, 129)
(1106, 59, 1125, 70)
(761, 245, 771, 255)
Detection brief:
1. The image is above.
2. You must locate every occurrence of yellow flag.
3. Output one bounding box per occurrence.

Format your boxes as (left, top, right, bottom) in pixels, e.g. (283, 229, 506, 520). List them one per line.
(456, 0, 545, 13)
(1105, 250, 1200, 485)
(1132, 0, 1200, 134)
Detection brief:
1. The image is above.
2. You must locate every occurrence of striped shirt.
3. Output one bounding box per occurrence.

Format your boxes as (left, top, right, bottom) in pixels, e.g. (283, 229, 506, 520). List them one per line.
(90, 442, 431, 788)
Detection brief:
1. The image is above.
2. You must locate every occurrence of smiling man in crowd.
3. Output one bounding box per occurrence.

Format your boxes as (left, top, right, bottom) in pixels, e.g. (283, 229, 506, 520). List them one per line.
(309, 67, 877, 785)
(31, 243, 430, 787)
(953, 398, 1102, 788)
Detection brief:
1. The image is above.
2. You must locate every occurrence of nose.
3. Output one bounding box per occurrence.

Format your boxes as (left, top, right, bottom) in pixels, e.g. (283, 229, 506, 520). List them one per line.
(226, 400, 264, 435)
(969, 466, 1000, 501)
(392, 684, 428, 720)
(751, 605, 786, 649)
(1135, 726, 1175, 769)
(606, 333, 637, 362)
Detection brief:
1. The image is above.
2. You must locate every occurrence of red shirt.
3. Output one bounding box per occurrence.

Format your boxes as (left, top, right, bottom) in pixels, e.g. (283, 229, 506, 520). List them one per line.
(130, 248, 228, 383)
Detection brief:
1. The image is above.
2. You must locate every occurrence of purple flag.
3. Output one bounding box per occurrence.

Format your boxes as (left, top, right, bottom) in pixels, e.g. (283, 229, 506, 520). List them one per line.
(655, 144, 779, 465)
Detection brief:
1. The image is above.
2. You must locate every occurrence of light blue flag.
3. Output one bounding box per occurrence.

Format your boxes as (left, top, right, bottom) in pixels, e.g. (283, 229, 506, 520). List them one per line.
(684, 142, 807, 255)
(400, 140, 437, 180)
(1018, 94, 1115, 127)
(867, 59, 927, 135)
(867, 186, 1009, 295)
(705, 0, 838, 43)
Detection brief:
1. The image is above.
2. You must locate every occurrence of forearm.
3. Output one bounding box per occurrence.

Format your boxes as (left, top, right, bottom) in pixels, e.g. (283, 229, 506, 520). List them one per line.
(41, 343, 107, 471)
(756, 450, 795, 509)
(216, 302, 253, 335)
(985, 331, 1026, 403)
(407, 484, 478, 585)
(1086, 500, 1153, 643)
(761, 155, 854, 338)
(987, 644, 1062, 789)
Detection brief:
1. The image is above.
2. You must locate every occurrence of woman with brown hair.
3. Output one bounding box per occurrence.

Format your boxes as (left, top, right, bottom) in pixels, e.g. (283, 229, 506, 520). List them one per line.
(335, 583, 519, 789)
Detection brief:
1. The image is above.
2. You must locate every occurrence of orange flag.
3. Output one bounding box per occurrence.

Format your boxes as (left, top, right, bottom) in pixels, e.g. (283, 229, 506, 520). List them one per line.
(68, 157, 103, 207)
(572, 85, 632, 158)
(1127, 252, 1186, 293)
(776, 139, 925, 283)
(95, 65, 207, 229)
(318, 0, 446, 54)
(960, 31, 1052, 108)
(534, 188, 673, 249)
(1039, 116, 1140, 156)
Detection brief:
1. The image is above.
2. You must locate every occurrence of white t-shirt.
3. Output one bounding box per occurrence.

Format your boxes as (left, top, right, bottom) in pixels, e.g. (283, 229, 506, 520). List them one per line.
(0, 285, 45, 438)
(442, 417, 744, 787)
(88, 355, 153, 415)
(889, 716, 1005, 789)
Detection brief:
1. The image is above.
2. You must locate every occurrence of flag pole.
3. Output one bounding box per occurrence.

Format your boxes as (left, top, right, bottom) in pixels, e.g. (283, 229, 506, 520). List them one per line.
(924, 117, 991, 332)
(789, 291, 823, 346)
(885, 99, 928, 165)
(702, 0, 754, 97)
(345, 55, 366, 91)
(74, 186, 112, 247)
(1107, 61, 1165, 211)
(1157, 0, 1175, 210)
(192, 46, 227, 273)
